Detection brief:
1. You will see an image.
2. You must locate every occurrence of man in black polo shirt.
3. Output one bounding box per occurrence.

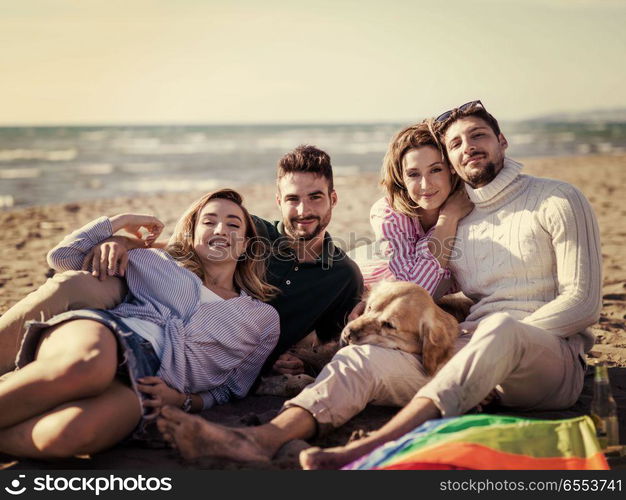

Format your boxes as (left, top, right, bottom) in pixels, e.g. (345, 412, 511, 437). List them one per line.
(256, 145, 363, 373)
(0, 146, 363, 379)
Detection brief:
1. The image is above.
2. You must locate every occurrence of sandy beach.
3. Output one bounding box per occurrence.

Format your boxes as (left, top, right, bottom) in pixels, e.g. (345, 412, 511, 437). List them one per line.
(1, 153, 625, 469)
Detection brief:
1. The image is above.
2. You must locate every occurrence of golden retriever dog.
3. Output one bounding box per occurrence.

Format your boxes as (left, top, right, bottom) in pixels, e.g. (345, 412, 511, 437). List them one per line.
(340, 281, 462, 376)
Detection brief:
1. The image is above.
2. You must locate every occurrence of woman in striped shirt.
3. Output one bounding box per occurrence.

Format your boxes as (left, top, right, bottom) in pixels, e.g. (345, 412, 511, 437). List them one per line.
(1, 189, 280, 458)
(352, 120, 474, 297)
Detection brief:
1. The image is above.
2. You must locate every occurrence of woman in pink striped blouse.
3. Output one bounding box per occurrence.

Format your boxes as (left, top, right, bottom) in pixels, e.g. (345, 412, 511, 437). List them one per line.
(1, 189, 280, 459)
(352, 120, 474, 297)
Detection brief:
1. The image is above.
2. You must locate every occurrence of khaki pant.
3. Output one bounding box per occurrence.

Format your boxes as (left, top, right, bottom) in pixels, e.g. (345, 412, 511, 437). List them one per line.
(416, 312, 586, 417)
(286, 312, 586, 433)
(0, 271, 126, 375)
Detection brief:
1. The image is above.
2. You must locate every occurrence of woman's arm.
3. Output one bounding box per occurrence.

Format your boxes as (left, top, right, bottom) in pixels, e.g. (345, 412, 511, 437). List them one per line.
(425, 189, 474, 269)
(47, 217, 115, 272)
(372, 201, 450, 296)
(148, 301, 280, 410)
(140, 303, 281, 411)
(47, 214, 164, 273)
(82, 216, 166, 280)
(208, 308, 281, 408)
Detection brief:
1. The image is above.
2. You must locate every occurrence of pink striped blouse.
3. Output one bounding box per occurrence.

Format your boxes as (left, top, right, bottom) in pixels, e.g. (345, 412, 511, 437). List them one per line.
(352, 197, 454, 296)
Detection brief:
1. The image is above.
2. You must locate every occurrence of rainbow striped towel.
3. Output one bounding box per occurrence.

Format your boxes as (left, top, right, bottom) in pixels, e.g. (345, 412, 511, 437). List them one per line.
(344, 414, 609, 470)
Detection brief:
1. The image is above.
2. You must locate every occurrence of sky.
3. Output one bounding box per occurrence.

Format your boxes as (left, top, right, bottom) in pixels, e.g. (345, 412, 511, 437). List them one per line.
(1, 0, 625, 125)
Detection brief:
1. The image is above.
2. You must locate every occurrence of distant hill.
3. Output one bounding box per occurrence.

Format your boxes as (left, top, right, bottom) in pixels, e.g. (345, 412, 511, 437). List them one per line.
(523, 108, 626, 123)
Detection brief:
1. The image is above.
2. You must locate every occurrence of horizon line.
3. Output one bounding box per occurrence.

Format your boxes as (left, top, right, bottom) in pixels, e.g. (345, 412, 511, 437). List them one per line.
(1, 106, 625, 129)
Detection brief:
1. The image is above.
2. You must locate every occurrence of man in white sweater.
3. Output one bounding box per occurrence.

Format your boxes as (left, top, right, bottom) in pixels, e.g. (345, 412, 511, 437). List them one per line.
(157, 102, 602, 468)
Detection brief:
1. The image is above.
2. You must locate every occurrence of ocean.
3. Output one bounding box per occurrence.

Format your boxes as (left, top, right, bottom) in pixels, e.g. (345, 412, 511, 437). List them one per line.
(1, 121, 625, 209)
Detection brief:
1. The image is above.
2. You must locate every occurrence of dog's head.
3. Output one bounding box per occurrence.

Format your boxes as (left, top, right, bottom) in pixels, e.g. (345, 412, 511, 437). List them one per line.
(340, 281, 459, 376)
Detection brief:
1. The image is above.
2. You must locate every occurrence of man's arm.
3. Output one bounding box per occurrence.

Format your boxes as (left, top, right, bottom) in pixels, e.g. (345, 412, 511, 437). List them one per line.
(521, 184, 602, 336)
(313, 266, 364, 343)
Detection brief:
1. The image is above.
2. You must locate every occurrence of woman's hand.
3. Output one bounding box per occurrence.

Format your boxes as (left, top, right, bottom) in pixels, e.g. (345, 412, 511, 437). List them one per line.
(427, 189, 474, 269)
(81, 236, 130, 280)
(439, 189, 474, 221)
(137, 376, 184, 413)
(109, 213, 164, 246)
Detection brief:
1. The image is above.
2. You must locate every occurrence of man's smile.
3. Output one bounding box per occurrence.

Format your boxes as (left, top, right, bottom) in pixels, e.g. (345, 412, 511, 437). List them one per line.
(294, 217, 319, 226)
(463, 153, 486, 166)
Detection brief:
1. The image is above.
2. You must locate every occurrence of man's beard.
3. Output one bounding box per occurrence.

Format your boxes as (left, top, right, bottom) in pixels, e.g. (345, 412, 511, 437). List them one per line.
(465, 161, 498, 189)
(286, 211, 331, 241)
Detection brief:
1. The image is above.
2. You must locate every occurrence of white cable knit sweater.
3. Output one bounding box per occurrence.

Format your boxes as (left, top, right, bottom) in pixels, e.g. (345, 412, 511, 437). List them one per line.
(451, 158, 601, 351)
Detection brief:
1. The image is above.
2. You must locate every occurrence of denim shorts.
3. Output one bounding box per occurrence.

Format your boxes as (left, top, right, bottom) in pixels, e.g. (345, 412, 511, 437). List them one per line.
(17, 309, 161, 427)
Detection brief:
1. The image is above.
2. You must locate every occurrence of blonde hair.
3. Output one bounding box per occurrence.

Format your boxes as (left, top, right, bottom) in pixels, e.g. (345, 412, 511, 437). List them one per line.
(380, 119, 460, 218)
(166, 188, 278, 302)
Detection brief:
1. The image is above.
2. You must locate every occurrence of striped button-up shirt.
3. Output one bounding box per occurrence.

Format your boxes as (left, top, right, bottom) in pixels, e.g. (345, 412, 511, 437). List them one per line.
(352, 197, 454, 296)
(47, 217, 280, 409)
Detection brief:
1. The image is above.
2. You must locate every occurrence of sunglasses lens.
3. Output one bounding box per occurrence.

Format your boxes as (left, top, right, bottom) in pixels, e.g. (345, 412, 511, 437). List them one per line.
(435, 100, 484, 123)
(435, 110, 452, 123)
(459, 100, 481, 112)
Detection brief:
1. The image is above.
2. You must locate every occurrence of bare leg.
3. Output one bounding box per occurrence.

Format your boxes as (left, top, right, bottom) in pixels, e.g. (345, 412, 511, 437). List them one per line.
(0, 271, 125, 375)
(300, 397, 440, 470)
(157, 406, 316, 462)
(0, 319, 118, 428)
(0, 380, 140, 458)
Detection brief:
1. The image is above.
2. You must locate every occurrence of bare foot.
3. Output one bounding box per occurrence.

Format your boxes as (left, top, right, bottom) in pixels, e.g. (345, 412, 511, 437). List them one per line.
(157, 406, 270, 463)
(299, 444, 367, 470)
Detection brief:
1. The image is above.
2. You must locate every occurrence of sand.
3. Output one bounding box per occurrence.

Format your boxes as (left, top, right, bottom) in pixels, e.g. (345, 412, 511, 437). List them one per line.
(1, 153, 625, 469)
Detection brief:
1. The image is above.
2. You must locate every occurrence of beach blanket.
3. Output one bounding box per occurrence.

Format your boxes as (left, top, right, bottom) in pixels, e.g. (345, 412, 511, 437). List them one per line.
(344, 414, 609, 470)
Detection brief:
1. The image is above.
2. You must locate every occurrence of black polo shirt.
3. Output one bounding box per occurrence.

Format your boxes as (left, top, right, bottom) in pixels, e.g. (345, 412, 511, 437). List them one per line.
(252, 216, 364, 368)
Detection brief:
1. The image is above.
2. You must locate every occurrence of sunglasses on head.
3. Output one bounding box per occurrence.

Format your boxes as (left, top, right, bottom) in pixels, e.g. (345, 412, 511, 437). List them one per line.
(435, 100, 485, 123)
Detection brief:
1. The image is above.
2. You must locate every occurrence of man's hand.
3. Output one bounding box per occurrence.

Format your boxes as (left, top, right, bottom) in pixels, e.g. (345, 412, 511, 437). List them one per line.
(348, 300, 367, 322)
(82, 236, 130, 281)
(475, 388, 499, 412)
(272, 352, 306, 375)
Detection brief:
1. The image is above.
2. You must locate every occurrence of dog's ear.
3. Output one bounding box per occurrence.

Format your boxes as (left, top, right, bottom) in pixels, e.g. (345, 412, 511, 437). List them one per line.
(420, 306, 459, 376)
